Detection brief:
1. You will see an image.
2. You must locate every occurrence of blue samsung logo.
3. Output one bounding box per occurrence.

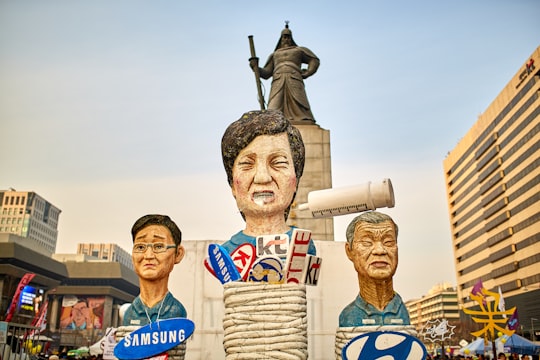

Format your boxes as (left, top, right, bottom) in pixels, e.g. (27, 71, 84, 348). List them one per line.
(114, 318, 195, 360)
(342, 330, 427, 360)
(208, 243, 241, 284)
(123, 329, 185, 346)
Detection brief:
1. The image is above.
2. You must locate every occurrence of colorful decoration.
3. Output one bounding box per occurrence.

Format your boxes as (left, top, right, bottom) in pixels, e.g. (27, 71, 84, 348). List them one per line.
(421, 318, 455, 343)
(462, 287, 516, 339)
(205, 229, 321, 286)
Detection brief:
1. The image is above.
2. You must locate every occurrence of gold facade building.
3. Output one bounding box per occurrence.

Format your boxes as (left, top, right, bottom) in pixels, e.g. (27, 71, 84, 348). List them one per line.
(443, 46, 539, 339)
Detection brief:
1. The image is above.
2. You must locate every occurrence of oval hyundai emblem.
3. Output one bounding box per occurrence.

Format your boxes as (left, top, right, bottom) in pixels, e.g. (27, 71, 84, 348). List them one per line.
(114, 317, 195, 360)
(342, 330, 427, 360)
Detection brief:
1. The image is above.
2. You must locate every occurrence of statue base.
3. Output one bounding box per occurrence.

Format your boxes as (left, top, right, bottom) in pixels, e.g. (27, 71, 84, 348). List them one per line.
(222, 282, 308, 359)
(289, 123, 333, 241)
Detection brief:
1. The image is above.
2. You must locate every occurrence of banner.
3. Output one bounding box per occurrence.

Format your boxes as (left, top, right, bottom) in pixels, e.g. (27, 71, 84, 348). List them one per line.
(32, 299, 49, 328)
(60, 296, 105, 330)
(471, 279, 484, 295)
(498, 286, 506, 318)
(27, 299, 49, 337)
(5, 273, 35, 322)
(507, 309, 519, 331)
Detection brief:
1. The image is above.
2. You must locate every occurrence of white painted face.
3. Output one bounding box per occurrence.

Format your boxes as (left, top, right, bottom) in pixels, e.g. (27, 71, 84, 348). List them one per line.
(231, 133, 297, 220)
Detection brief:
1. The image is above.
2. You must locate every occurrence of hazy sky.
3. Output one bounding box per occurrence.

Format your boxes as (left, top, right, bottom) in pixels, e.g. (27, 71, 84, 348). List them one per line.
(1, 0, 538, 301)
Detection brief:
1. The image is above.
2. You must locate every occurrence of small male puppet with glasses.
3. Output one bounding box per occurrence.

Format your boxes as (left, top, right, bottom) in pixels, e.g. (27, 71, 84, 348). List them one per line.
(123, 214, 187, 326)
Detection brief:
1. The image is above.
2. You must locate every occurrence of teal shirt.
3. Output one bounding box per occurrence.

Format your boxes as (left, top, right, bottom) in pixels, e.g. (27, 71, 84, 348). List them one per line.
(339, 293, 410, 327)
(123, 291, 186, 326)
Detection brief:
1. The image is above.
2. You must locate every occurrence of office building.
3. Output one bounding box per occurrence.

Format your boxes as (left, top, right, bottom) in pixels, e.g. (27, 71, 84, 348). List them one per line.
(0, 240, 138, 349)
(77, 243, 133, 270)
(406, 283, 460, 331)
(406, 284, 460, 352)
(443, 46, 539, 339)
(0, 189, 61, 254)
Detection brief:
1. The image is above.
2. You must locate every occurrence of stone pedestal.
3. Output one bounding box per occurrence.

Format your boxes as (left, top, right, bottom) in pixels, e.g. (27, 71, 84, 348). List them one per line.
(288, 123, 334, 241)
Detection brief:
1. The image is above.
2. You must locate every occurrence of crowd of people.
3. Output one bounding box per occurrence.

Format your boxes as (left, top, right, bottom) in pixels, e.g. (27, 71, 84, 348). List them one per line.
(425, 353, 537, 360)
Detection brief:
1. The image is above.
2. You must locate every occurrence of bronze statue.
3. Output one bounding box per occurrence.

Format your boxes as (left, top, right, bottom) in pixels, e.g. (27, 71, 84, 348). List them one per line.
(249, 23, 320, 124)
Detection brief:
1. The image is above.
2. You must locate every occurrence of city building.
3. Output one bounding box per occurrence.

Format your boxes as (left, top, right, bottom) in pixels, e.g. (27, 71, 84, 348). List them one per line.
(76, 243, 133, 270)
(0, 237, 139, 350)
(443, 46, 539, 340)
(405, 283, 460, 353)
(0, 189, 61, 255)
(406, 283, 460, 331)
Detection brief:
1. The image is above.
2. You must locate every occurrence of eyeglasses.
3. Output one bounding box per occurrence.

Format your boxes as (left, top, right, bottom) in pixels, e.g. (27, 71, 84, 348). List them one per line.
(133, 242, 177, 253)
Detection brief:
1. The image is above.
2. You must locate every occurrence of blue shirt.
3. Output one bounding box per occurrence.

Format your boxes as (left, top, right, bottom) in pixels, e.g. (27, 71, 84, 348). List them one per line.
(65, 321, 86, 330)
(123, 291, 187, 326)
(339, 293, 410, 327)
(221, 227, 317, 256)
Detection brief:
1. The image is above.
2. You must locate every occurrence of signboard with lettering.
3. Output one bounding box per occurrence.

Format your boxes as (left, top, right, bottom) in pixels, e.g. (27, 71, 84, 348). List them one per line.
(284, 229, 311, 284)
(114, 318, 194, 360)
(516, 58, 535, 89)
(256, 234, 289, 260)
(207, 244, 241, 284)
(302, 255, 322, 286)
(204, 243, 255, 281)
(229, 243, 256, 281)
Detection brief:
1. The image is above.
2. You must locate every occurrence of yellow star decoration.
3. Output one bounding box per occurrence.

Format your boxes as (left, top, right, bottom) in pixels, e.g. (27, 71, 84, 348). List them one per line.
(463, 287, 516, 339)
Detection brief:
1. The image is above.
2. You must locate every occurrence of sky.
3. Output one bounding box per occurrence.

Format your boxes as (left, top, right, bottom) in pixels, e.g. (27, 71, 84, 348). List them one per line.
(1, 0, 539, 301)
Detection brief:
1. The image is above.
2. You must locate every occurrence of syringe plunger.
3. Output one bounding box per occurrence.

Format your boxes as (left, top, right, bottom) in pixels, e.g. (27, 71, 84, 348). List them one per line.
(298, 179, 395, 218)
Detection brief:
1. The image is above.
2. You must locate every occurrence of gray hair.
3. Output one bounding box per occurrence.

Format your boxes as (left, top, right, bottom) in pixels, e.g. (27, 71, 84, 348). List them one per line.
(345, 211, 398, 248)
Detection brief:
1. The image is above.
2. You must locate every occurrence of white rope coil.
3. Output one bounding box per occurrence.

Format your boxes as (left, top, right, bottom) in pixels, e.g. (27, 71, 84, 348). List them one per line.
(223, 282, 308, 360)
(115, 325, 187, 360)
(334, 325, 418, 360)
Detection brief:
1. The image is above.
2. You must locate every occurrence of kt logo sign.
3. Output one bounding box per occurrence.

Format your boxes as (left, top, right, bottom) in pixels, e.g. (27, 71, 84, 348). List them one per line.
(342, 331, 427, 360)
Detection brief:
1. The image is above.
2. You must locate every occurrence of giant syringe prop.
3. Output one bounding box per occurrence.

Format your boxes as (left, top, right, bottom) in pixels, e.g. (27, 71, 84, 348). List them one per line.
(297, 179, 395, 218)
